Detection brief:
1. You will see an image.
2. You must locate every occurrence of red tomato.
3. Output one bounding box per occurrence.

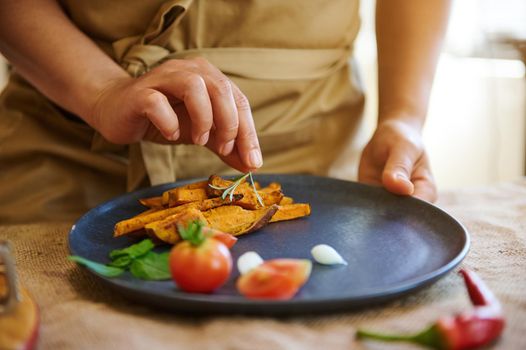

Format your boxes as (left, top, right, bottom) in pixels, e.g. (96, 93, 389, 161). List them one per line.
(211, 231, 238, 248)
(169, 239, 232, 293)
(237, 259, 312, 300)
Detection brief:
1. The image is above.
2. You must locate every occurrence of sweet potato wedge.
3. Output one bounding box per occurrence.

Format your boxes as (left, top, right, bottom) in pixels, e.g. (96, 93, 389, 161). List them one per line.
(270, 203, 311, 223)
(139, 196, 164, 209)
(161, 180, 209, 206)
(207, 175, 284, 209)
(134, 208, 161, 217)
(167, 187, 208, 207)
(114, 195, 242, 237)
(145, 208, 207, 244)
(203, 204, 279, 236)
(206, 174, 237, 197)
(234, 189, 284, 210)
(279, 196, 294, 205)
(260, 182, 281, 193)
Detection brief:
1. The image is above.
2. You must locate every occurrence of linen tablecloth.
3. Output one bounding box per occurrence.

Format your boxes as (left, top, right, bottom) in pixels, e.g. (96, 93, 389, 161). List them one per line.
(1, 179, 526, 349)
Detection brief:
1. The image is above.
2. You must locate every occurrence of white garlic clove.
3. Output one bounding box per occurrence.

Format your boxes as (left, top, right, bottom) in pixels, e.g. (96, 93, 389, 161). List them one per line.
(237, 251, 264, 275)
(311, 244, 348, 265)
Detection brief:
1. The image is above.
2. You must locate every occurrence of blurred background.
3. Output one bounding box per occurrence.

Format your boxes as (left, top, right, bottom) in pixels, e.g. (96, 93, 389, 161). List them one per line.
(0, 0, 525, 191)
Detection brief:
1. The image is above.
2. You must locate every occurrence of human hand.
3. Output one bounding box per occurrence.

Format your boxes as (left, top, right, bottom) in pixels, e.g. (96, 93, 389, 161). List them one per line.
(88, 57, 262, 173)
(358, 119, 437, 202)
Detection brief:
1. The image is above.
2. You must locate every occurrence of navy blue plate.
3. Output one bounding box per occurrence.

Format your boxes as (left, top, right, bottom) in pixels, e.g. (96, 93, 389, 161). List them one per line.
(69, 174, 469, 315)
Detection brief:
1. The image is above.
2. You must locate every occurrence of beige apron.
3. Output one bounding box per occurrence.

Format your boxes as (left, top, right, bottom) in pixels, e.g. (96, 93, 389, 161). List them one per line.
(0, 0, 364, 223)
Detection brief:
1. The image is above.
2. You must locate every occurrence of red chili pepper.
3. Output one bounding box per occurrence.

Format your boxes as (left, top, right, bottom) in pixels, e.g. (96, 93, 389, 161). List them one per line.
(356, 269, 505, 349)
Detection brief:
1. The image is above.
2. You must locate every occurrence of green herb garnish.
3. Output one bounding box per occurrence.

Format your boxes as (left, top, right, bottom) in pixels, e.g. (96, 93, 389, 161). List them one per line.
(208, 172, 264, 206)
(177, 220, 206, 246)
(69, 239, 170, 280)
(68, 256, 125, 277)
(107, 255, 133, 268)
(129, 252, 170, 280)
(109, 238, 155, 260)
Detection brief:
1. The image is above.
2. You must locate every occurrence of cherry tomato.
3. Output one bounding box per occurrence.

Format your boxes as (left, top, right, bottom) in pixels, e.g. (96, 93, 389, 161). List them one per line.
(169, 239, 232, 293)
(237, 259, 312, 300)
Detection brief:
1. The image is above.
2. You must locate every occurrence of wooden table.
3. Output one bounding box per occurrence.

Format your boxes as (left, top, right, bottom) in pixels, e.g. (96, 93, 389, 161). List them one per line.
(1, 180, 526, 349)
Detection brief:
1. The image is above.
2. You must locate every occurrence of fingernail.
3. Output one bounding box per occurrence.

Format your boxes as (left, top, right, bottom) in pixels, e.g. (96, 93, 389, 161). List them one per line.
(171, 130, 180, 141)
(396, 172, 409, 182)
(197, 132, 209, 145)
(249, 150, 263, 168)
(220, 140, 235, 156)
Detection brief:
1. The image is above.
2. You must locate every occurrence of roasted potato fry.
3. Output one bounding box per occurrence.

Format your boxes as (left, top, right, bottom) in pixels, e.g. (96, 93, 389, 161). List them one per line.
(167, 188, 208, 207)
(114, 195, 242, 237)
(114, 174, 311, 242)
(161, 180, 209, 206)
(279, 196, 294, 205)
(206, 174, 237, 197)
(134, 208, 161, 217)
(203, 204, 278, 236)
(139, 196, 164, 209)
(145, 208, 207, 244)
(270, 203, 311, 222)
(207, 175, 284, 209)
(234, 189, 284, 210)
(260, 182, 281, 193)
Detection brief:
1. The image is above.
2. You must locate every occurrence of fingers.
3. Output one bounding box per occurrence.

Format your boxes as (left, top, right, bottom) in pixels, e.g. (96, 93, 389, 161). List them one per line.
(413, 178, 437, 202)
(138, 89, 180, 141)
(231, 85, 262, 170)
(204, 75, 239, 156)
(359, 120, 437, 202)
(380, 144, 437, 202)
(154, 71, 213, 145)
(154, 59, 241, 151)
(381, 145, 417, 196)
(411, 155, 437, 202)
(137, 58, 262, 170)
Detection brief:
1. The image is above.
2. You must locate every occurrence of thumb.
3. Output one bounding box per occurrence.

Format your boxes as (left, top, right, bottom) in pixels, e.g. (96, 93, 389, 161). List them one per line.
(381, 146, 417, 196)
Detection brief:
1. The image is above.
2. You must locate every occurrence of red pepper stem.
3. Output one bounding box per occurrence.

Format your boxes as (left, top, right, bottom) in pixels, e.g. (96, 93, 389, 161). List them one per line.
(356, 325, 445, 350)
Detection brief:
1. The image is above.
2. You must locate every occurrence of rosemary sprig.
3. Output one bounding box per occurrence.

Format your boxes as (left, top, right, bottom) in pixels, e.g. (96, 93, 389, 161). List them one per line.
(249, 172, 264, 207)
(208, 172, 264, 206)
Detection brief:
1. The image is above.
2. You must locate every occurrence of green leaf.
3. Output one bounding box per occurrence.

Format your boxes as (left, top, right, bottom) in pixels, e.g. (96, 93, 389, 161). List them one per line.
(108, 255, 133, 268)
(109, 239, 155, 260)
(129, 252, 171, 280)
(69, 256, 124, 277)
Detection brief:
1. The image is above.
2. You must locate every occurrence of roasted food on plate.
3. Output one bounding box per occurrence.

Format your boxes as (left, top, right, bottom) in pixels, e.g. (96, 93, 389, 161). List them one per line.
(113, 174, 311, 243)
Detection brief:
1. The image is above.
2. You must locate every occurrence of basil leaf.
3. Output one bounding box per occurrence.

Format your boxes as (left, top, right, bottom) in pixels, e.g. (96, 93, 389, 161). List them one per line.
(109, 239, 155, 260)
(129, 252, 171, 280)
(108, 255, 133, 268)
(69, 256, 124, 277)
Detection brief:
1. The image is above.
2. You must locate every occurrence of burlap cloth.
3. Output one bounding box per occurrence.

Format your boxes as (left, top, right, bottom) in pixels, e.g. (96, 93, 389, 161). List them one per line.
(1, 179, 526, 349)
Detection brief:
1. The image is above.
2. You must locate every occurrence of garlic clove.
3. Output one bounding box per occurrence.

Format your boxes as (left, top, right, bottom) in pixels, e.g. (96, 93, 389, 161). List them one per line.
(311, 244, 347, 265)
(237, 251, 264, 275)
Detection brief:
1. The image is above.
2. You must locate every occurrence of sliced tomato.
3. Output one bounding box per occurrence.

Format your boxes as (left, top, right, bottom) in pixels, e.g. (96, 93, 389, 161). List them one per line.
(211, 232, 237, 248)
(237, 259, 312, 300)
(202, 227, 238, 248)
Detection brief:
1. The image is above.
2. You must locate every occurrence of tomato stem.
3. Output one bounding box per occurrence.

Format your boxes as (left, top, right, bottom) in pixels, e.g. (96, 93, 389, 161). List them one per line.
(356, 326, 444, 349)
(177, 220, 207, 246)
